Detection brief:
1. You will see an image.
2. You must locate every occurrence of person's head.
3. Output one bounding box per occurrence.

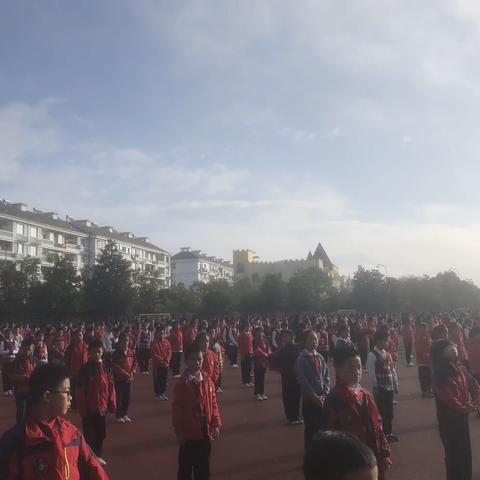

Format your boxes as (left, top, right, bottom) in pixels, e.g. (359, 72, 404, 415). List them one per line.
(333, 346, 362, 388)
(417, 322, 428, 333)
(184, 345, 203, 374)
(35, 331, 44, 342)
(304, 431, 377, 480)
(155, 327, 166, 340)
(21, 338, 35, 357)
(374, 331, 389, 351)
(88, 340, 104, 362)
(303, 330, 318, 352)
(73, 330, 83, 344)
(117, 334, 128, 350)
(432, 339, 458, 366)
(28, 364, 72, 417)
(338, 325, 350, 339)
(431, 324, 448, 342)
(195, 332, 210, 353)
(253, 328, 264, 340)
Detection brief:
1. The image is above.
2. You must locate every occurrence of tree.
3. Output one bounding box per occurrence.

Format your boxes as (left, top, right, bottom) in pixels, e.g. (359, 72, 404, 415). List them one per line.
(134, 278, 168, 314)
(40, 255, 81, 320)
(83, 241, 134, 320)
(287, 268, 334, 312)
(258, 274, 287, 313)
(231, 278, 259, 314)
(198, 280, 233, 316)
(350, 266, 386, 312)
(165, 284, 200, 316)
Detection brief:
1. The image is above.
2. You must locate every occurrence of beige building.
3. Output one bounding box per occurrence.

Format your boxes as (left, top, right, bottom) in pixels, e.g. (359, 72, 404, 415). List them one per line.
(233, 243, 341, 288)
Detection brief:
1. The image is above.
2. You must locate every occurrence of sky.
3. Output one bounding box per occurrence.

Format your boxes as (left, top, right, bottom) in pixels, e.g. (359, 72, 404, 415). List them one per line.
(2, 1, 480, 282)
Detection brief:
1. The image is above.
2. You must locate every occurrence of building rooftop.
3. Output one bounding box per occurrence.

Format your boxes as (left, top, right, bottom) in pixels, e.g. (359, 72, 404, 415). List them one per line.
(173, 248, 232, 267)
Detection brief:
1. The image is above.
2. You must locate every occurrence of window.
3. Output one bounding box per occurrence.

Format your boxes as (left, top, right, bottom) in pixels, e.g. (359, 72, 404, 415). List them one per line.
(30, 227, 38, 238)
(56, 234, 64, 244)
(17, 243, 24, 254)
(16, 224, 25, 235)
(43, 231, 54, 241)
(97, 239, 106, 250)
(28, 245, 37, 256)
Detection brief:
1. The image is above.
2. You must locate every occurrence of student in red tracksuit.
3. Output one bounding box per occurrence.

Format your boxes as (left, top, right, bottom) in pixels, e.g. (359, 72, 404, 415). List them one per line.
(448, 319, 469, 367)
(467, 327, 480, 383)
(196, 332, 220, 387)
(169, 321, 184, 378)
(402, 319, 415, 366)
(415, 322, 433, 397)
(323, 346, 391, 480)
(253, 328, 270, 401)
(11, 339, 36, 424)
(238, 323, 254, 388)
(64, 330, 89, 409)
(151, 326, 172, 401)
(50, 331, 67, 365)
(0, 363, 108, 480)
(76, 340, 116, 467)
(172, 344, 222, 480)
(112, 334, 136, 423)
(432, 339, 480, 480)
(33, 331, 48, 365)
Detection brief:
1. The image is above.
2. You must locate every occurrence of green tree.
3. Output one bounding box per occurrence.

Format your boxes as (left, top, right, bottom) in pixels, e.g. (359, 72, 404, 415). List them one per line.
(258, 274, 287, 313)
(287, 267, 334, 311)
(83, 240, 134, 320)
(231, 278, 260, 314)
(351, 266, 386, 312)
(165, 284, 200, 316)
(134, 278, 168, 314)
(199, 280, 233, 316)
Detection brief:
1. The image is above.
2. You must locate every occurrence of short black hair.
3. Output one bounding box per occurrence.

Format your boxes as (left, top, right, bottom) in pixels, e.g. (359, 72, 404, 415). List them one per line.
(333, 345, 360, 368)
(89, 339, 104, 351)
(337, 324, 349, 335)
(28, 364, 70, 404)
(21, 338, 35, 349)
(184, 344, 202, 360)
(304, 431, 377, 480)
(374, 330, 389, 344)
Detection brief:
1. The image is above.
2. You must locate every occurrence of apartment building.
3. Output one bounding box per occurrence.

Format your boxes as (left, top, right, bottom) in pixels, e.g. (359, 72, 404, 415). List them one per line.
(172, 247, 233, 287)
(0, 200, 171, 287)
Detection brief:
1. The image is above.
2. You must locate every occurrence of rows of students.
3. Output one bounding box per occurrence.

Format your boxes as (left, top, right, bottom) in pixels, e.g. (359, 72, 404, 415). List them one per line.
(0, 312, 479, 480)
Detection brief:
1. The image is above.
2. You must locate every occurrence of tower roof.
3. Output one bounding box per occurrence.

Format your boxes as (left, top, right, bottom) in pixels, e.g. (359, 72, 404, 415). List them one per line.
(307, 251, 313, 260)
(312, 242, 333, 269)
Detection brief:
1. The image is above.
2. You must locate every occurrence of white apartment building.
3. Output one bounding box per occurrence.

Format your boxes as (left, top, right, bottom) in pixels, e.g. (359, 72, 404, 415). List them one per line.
(0, 200, 171, 287)
(172, 247, 233, 287)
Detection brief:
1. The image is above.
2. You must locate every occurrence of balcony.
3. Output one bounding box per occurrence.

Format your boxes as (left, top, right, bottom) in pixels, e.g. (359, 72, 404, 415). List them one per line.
(0, 229, 14, 240)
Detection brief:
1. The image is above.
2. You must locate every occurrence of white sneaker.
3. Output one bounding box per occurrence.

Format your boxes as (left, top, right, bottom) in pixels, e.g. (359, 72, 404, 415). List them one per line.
(242, 384, 249, 388)
(255, 394, 263, 401)
(261, 395, 268, 400)
(123, 416, 132, 423)
(248, 383, 254, 388)
(173, 374, 181, 378)
(232, 364, 239, 368)
(216, 387, 223, 393)
(115, 417, 126, 424)
(98, 458, 107, 466)
(160, 394, 169, 401)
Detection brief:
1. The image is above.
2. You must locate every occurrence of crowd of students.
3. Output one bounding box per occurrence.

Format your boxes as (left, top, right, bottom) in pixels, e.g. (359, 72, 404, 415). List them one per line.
(0, 312, 479, 480)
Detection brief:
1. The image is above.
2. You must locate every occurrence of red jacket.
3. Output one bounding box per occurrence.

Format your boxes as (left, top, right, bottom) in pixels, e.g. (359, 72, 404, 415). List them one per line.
(253, 340, 270, 369)
(11, 355, 35, 396)
(76, 361, 116, 418)
(151, 338, 172, 368)
(112, 348, 137, 382)
(184, 326, 198, 347)
(449, 325, 468, 362)
(172, 371, 221, 440)
(323, 382, 391, 480)
(64, 341, 88, 377)
(415, 331, 432, 366)
(433, 363, 480, 416)
(201, 350, 220, 384)
(238, 331, 253, 357)
(0, 415, 108, 480)
(468, 339, 480, 375)
(168, 330, 183, 352)
(402, 325, 415, 345)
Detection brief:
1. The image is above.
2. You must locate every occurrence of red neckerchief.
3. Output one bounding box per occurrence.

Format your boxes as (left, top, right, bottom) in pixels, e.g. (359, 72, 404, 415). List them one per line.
(334, 381, 365, 413)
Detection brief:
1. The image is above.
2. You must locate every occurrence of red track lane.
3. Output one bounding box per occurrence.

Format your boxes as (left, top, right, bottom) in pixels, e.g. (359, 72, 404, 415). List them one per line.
(1, 362, 479, 479)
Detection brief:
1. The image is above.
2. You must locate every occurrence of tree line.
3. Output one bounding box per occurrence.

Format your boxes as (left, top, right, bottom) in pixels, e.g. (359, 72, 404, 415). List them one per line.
(1, 241, 479, 322)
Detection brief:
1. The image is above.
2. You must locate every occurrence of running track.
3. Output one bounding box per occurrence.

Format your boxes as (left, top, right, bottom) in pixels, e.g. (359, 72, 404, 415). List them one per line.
(1, 361, 479, 479)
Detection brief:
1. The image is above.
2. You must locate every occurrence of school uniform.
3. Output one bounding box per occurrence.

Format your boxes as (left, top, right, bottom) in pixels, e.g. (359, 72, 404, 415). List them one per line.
(0, 415, 109, 479)
(238, 331, 253, 385)
(64, 341, 89, 409)
(253, 339, 270, 396)
(172, 371, 222, 480)
(10, 354, 35, 424)
(402, 324, 415, 364)
(366, 348, 398, 436)
(415, 331, 432, 394)
(357, 326, 372, 367)
(201, 350, 220, 386)
(151, 337, 172, 397)
(33, 341, 48, 365)
(295, 349, 330, 451)
(223, 326, 239, 366)
(449, 324, 469, 365)
(0, 339, 16, 393)
(467, 338, 480, 383)
(316, 330, 330, 363)
(137, 330, 152, 374)
(275, 343, 301, 422)
(76, 361, 116, 456)
(112, 347, 136, 419)
(433, 363, 480, 480)
(323, 382, 391, 480)
(169, 329, 184, 377)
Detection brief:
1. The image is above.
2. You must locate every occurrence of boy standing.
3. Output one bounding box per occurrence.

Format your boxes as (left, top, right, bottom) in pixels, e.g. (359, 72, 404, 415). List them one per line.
(172, 345, 222, 480)
(11, 339, 35, 424)
(0, 363, 108, 479)
(238, 322, 254, 388)
(415, 322, 433, 397)
(76, 340, 116, 466)
(366, 331, 399, 443)
(151, 326, 172, 400)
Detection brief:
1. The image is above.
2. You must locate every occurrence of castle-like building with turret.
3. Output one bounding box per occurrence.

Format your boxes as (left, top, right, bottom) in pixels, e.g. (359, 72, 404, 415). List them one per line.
(233, 243, 342, 288)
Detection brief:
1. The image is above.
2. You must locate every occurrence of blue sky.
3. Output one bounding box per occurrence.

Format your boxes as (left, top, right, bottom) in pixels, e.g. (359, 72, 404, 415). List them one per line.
(2, 1, 480, 281)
